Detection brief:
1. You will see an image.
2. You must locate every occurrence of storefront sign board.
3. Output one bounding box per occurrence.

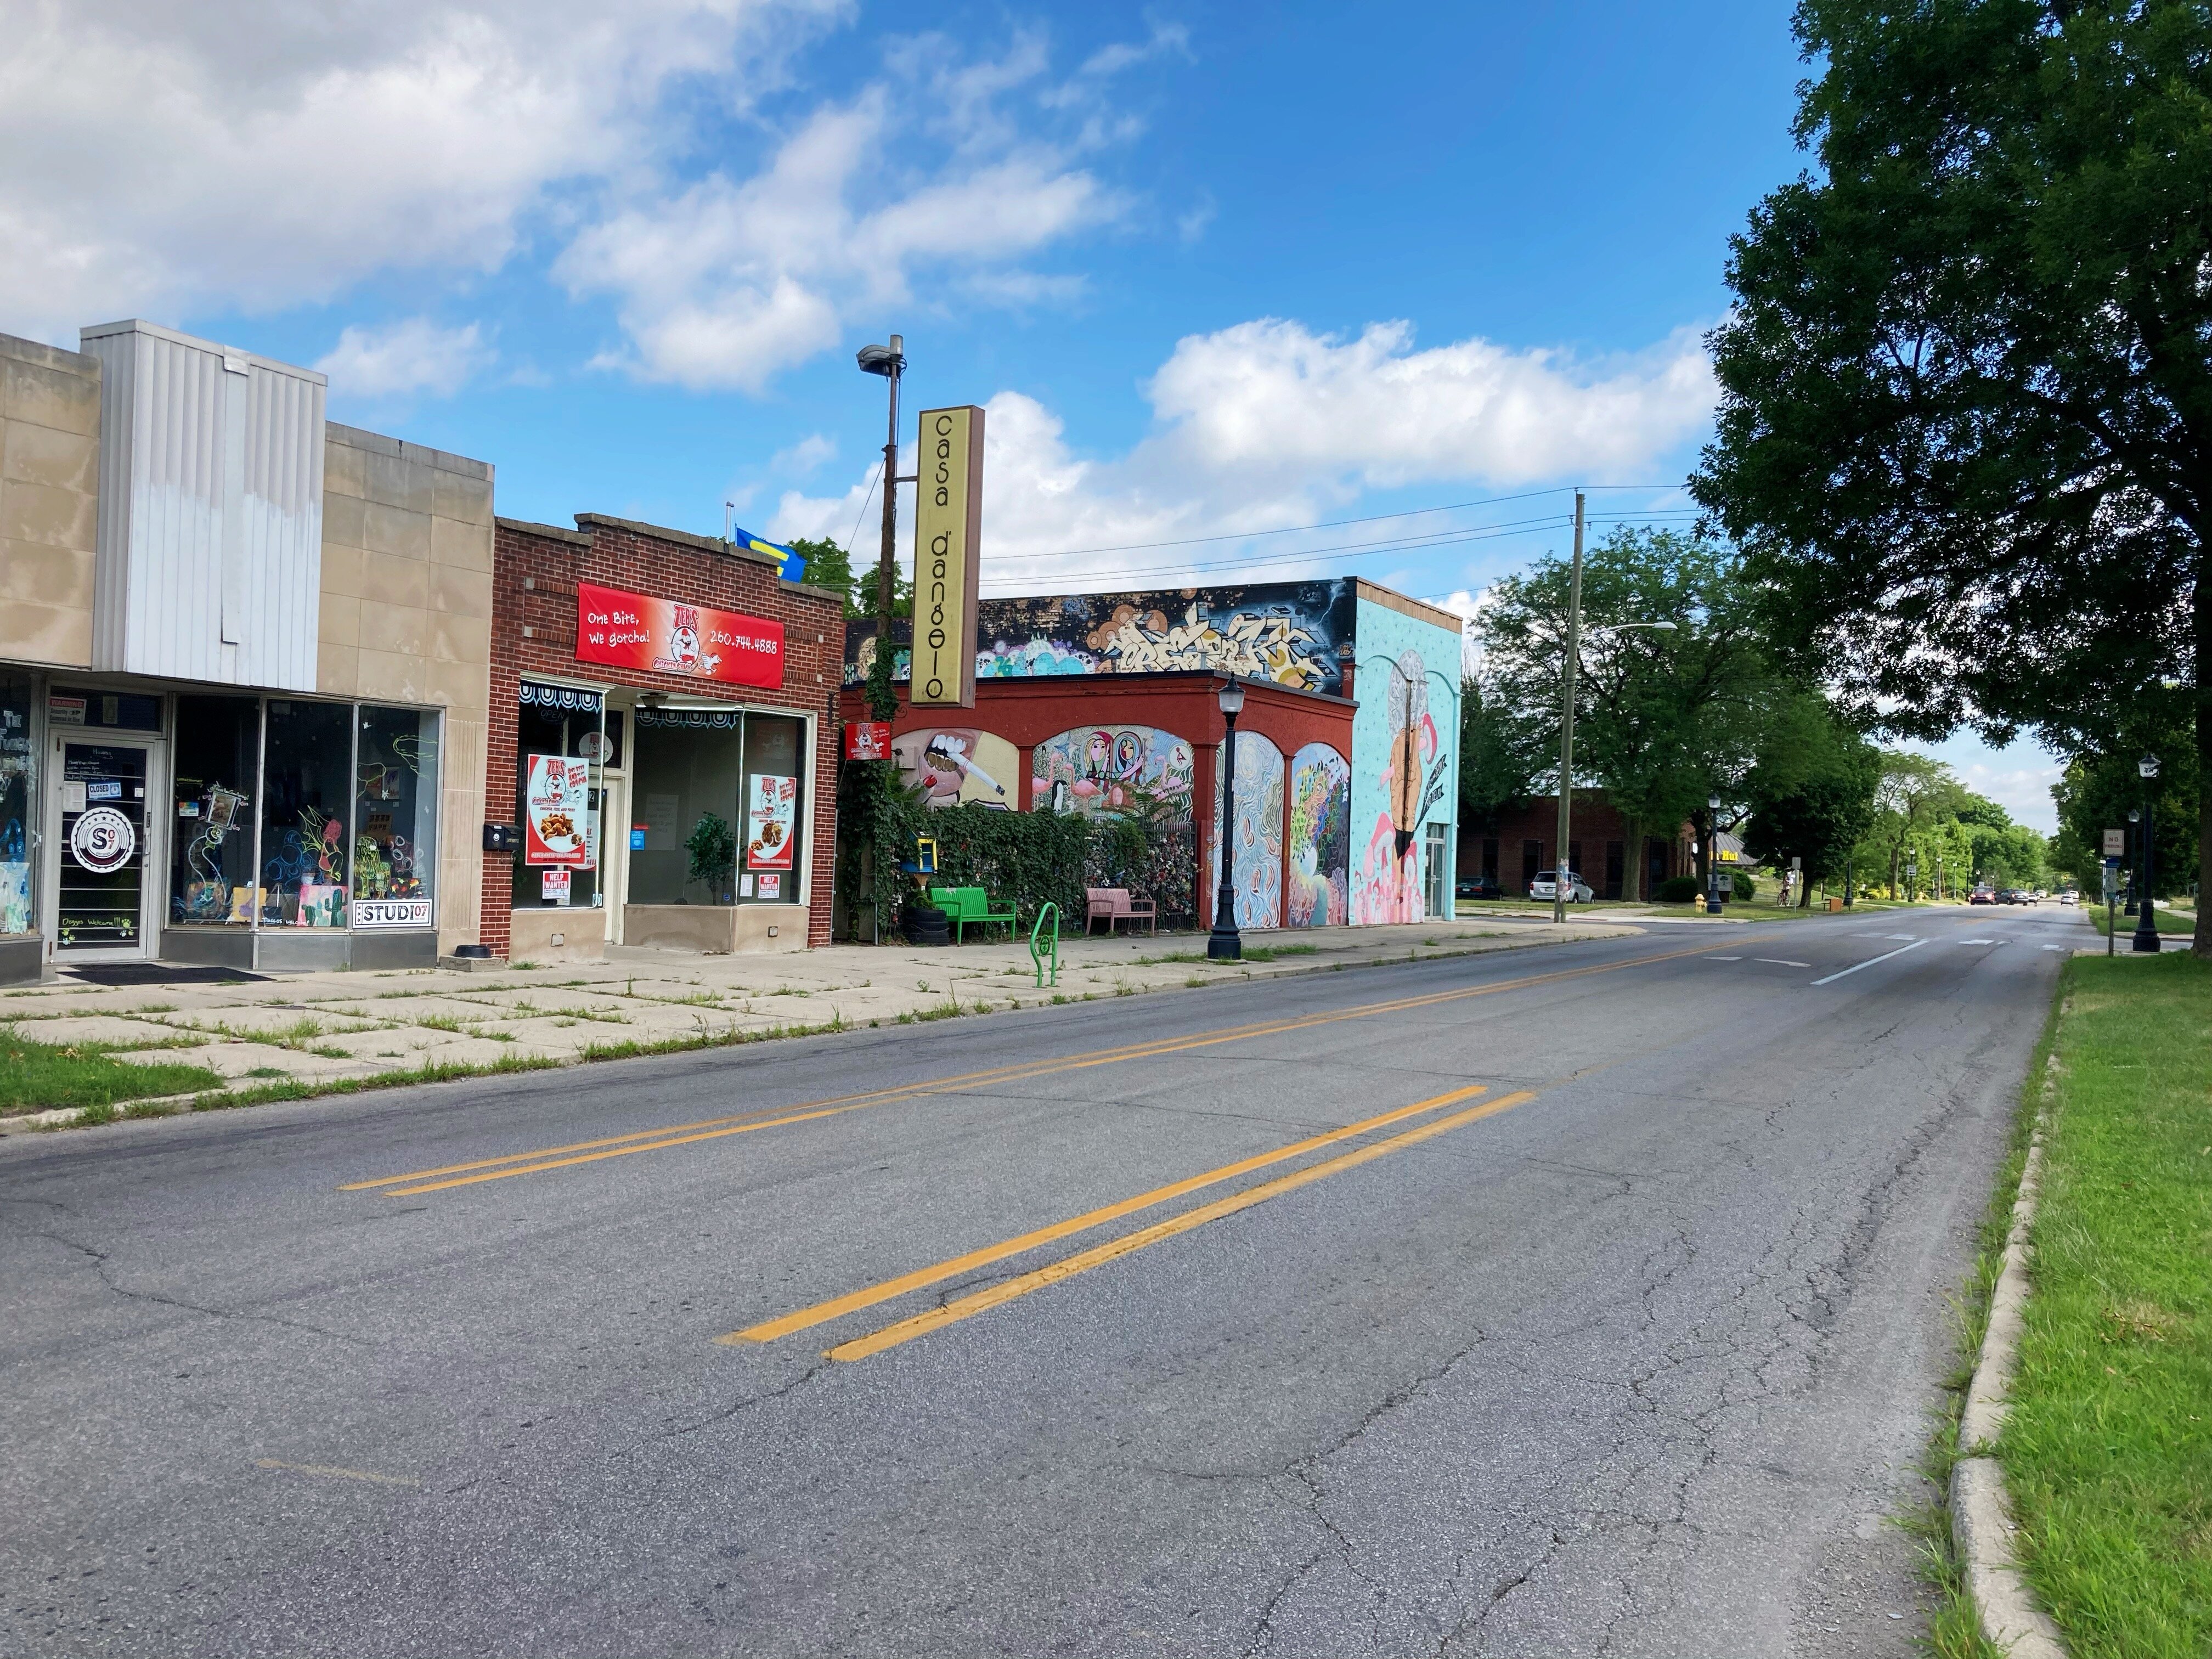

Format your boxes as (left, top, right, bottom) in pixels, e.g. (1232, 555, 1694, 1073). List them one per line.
(541, 868, 572, 906)
(745, 773, 798, 872)
(910, 405, 984, 708)
(574, 581, 783, 689)
(352, 898, 433, 929)
(524, 754, 593, 867)
(844, 721, 891, 760)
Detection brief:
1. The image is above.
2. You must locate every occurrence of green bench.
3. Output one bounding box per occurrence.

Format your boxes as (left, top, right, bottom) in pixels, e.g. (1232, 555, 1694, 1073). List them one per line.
(928, 885, 1018, 943)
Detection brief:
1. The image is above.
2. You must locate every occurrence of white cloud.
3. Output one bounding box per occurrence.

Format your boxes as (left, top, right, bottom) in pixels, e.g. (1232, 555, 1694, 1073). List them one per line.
(0, 0, 841, 340)
(315, 318, 493, 399)
(557, 67, 1128, 391)
(1144, 318, 1718, 489)
(771, 432, 836, 474)
(770, 313, 1716, 596)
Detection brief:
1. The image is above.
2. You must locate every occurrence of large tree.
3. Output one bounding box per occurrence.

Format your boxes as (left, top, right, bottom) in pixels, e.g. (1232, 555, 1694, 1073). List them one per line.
(1692, 0, 2212, 954)
(1741, 698, 1882, 901)
(1474, 527, 1782, 898)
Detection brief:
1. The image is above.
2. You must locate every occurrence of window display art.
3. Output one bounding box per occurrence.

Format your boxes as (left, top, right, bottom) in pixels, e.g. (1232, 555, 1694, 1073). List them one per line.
(259, 699, 353, 928)
(744, 774, 797, 873)
(0, 675, 32, 935)
(352, 707, 438, 928)
(525, 754, 592, 868)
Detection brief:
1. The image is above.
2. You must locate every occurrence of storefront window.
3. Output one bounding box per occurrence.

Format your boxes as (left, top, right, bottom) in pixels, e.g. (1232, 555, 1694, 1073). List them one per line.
(514, 685, 603, 911)
(355, 706, 439, 928)
(739, 714, 804, 904)
(169, 695, 261, 927)
(627, 709, 742, 905)
(259, 699, 353, 927)
(0, 672, 35, 935)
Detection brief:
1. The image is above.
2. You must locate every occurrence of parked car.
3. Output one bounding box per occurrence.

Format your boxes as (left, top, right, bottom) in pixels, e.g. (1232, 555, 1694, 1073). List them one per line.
(1528, 869, 1595, 903)
(1456, 872, 1503, 900)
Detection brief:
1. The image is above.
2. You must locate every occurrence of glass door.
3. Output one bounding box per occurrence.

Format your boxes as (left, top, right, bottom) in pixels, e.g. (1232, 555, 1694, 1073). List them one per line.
(50, 737, 162, 957)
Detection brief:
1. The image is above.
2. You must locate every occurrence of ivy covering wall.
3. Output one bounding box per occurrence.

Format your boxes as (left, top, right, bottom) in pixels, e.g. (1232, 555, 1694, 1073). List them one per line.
(837, 760, 1197, 940)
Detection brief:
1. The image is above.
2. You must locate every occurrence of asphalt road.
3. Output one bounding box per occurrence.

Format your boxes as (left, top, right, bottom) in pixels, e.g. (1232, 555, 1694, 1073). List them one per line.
(1, 904, 2085, 1657)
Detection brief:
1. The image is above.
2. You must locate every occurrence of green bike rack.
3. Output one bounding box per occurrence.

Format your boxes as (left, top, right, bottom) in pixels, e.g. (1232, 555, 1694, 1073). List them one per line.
(1029, 902, 1060, 988)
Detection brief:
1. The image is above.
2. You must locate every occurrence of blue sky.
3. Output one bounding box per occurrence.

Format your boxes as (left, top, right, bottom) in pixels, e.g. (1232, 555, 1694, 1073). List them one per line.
(0, 1, 2059, 826)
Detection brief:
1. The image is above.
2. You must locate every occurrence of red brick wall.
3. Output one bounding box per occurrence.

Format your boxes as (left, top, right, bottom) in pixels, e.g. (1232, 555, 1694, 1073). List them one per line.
(484, 517, 847, 956)
(1466, 793, 1694, 899)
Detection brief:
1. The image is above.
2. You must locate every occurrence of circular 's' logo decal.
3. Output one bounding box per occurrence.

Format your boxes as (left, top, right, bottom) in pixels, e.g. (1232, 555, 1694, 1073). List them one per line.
(70, 806, 136, 873)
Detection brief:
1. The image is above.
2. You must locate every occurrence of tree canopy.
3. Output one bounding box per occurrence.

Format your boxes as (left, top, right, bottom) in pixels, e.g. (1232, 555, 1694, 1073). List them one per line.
(1691, 0, 2212, 952)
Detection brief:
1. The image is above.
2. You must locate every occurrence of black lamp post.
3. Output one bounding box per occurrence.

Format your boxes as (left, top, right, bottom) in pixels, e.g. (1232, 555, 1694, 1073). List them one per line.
(1705, 794, 1724, 915)
(2132, 754, 2161, 953)
(1208, 678, 1246, 961)
(855, 335, 906, 625)
(2125, 809, 2141, 915)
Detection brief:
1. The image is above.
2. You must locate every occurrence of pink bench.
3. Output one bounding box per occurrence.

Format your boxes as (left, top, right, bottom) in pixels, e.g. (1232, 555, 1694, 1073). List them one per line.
(1085, 887, 1156, 935)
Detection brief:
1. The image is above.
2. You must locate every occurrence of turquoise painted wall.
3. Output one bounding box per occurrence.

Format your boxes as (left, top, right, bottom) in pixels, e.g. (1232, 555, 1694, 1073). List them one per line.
(1347, 597, 1460, 923)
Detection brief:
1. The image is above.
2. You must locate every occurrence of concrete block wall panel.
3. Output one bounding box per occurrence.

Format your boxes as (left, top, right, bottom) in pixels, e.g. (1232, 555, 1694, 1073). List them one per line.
(0, 332, 100, 669)
(318, 422, 494, 956)
(483, 515, 847, 958)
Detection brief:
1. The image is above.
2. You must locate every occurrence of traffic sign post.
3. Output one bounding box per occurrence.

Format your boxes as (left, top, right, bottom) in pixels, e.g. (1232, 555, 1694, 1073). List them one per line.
(2103, 855, 2120, 956)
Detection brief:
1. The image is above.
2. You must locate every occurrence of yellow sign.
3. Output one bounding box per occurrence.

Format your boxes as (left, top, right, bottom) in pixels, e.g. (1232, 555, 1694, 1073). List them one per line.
(910, 405, 984, 708)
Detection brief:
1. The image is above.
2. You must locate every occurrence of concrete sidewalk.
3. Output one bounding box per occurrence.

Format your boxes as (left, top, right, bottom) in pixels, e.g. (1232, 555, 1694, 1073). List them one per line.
(2, 916, 1643, 1121)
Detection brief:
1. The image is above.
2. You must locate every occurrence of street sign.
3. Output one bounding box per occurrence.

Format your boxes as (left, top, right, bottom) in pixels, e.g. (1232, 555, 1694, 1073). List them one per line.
(2103, 828, 2125, 856)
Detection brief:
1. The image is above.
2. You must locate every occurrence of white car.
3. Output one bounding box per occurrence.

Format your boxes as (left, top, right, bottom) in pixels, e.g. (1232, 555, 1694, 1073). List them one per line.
(2057, 889, 2078, 906)
(1528, 869, 1594, 903)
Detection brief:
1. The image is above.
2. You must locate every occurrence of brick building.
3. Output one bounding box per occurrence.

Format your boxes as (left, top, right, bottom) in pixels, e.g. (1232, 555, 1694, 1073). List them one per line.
(486, 515, 846, 963)
(1463, 792, 1695, 900)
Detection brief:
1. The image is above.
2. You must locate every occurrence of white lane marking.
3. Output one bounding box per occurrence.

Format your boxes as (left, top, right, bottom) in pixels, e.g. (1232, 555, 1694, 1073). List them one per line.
(1708, 956, 1743, 962)
(1812, 938, 1930, 985)
(1756, 958, 1812, 967)
(1883, 933, 1919, 941)
(1957, 938, 1997, 945)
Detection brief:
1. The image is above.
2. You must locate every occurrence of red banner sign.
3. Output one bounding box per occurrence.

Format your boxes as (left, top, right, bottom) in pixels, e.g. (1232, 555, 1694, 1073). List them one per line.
(575, 580, 783, 689)
(844, 721, 891, 760)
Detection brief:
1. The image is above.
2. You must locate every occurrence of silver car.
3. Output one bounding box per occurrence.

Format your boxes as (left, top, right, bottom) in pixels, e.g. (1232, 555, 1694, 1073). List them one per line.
(1528, 869, 1594, 902)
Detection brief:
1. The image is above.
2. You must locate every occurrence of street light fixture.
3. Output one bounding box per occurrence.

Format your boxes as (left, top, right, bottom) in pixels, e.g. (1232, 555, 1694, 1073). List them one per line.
(2126, 808, 2141, 915)
(1706, 793, 1724, 915)
(2132, 754, 2161, 953)
(1207, 678, 1248, 961)
(855, 335, 906, 625)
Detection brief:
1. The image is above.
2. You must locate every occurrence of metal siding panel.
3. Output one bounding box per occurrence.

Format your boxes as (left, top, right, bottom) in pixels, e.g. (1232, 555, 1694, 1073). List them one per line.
(236, 364, 321, 691)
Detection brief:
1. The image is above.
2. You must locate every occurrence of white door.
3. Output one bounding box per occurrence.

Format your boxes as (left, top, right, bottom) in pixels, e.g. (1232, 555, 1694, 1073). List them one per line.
(46, 734, 166, 960)
(599, 773, 628, 943)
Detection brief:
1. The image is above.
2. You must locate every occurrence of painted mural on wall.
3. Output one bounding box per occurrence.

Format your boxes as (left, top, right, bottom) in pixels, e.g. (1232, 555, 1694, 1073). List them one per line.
(1030, 726, 1194, 819)
(1348, 597, 1462, 924)
(1286, 743, 1351, 928)
(1204, 730, 1284, 930)
(891, 728, 1021, 809)
(845, 579, 1355, 695)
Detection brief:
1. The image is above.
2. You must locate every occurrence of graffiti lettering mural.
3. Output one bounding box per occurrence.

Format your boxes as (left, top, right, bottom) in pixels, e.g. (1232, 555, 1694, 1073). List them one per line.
(892, 729, 1020, 809)
(847, 579, 1355, 696)
(1031, 726, 1194, 819)
(1286, 744, 1351, 928)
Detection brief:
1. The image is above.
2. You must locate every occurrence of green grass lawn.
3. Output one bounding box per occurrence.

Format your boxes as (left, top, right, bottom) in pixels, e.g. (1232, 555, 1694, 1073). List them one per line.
(2003, 954, 2212, 1657)
(2086, 902, 2198, 939)
(0, 1025, 224, 1115)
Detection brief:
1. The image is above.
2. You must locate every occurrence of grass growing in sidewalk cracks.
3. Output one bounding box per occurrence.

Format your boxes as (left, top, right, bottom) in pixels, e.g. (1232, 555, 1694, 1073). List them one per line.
(2004, 953, 2212, 1657)
(0, 1025, 224, 1115)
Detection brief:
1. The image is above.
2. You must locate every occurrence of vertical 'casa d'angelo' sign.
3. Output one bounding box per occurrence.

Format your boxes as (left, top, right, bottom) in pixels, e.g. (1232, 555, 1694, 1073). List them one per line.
(909, 405, 984, 709)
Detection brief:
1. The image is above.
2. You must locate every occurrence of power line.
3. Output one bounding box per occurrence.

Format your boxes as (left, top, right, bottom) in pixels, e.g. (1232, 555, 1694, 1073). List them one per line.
(1024, 484, 1686, 559)
(979, 507, 1699, 590)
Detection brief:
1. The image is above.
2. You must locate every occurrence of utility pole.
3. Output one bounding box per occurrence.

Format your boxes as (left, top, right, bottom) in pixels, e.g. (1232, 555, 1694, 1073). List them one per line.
(1553, 492, 1585, 926)
(874, 335, 904, 620)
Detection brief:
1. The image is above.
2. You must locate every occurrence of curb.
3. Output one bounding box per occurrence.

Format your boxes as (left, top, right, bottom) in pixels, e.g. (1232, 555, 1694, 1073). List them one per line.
(1951, 1128, 2069, 1658)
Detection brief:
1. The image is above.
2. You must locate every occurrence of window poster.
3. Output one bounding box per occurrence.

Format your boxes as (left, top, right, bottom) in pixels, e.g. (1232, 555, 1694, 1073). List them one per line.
(524, 755, 592, 868)
(744, 773, 797, 872)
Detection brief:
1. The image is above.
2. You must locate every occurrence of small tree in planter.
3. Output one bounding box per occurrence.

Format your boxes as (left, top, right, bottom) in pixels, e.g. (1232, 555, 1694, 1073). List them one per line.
(686, 812, 737, 904)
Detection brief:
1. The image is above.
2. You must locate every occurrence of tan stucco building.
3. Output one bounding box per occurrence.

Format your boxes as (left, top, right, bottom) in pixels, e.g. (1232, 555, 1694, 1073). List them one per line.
(0, 322, 492, 982)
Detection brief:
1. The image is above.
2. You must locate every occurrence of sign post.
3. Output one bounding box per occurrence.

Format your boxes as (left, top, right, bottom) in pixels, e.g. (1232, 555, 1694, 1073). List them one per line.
(2103, 855, 2120, 956)
(909, 405, 984, 709)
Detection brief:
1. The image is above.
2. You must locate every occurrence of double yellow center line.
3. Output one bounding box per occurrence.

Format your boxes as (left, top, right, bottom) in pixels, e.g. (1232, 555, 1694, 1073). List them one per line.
(342, 936, 1744, 1199)
(732, 1081, 1538, 1362)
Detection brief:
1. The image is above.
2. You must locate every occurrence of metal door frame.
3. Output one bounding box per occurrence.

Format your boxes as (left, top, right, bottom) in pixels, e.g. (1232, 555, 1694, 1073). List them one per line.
(43, 730, 168, 963)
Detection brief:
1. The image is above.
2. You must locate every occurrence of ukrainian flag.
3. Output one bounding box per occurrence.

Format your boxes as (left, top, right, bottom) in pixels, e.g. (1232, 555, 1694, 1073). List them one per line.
(732, 525, 808, 584)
